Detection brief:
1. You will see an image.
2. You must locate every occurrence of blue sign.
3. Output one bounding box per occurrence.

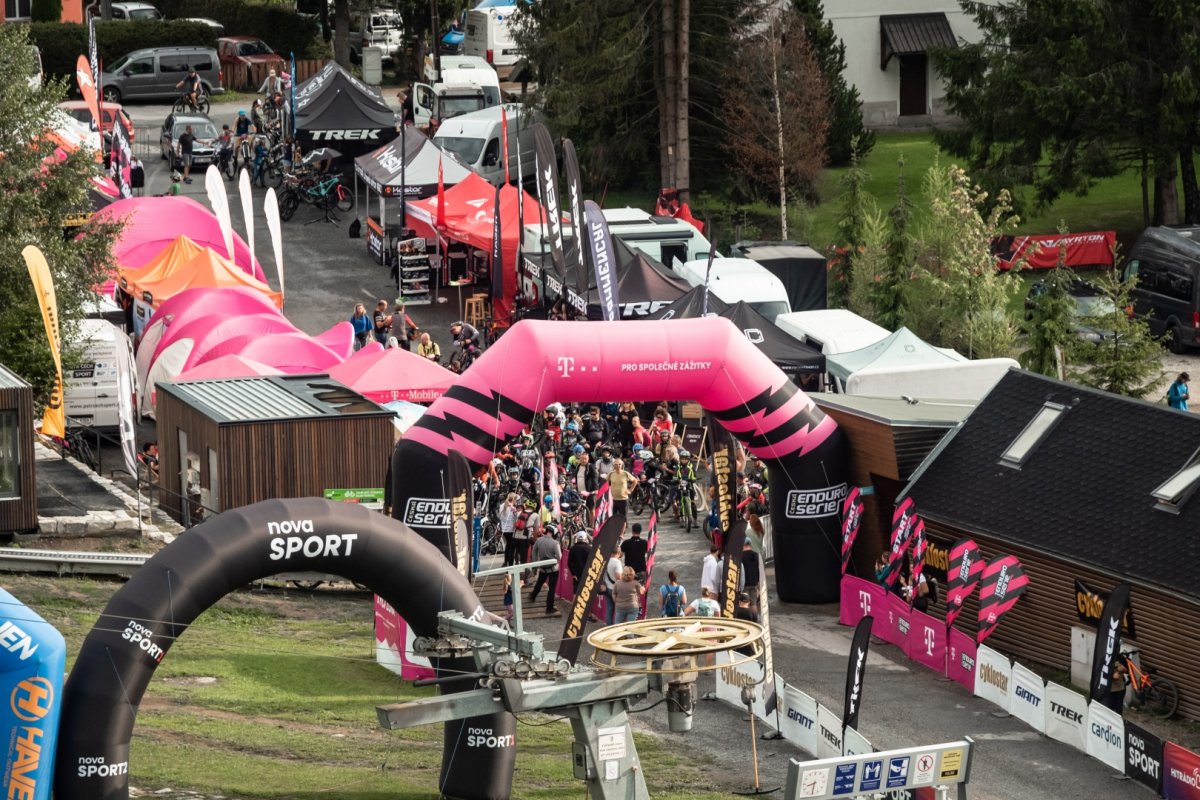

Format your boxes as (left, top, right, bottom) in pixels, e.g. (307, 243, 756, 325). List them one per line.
(833, 763, 857, 795)
(887, 756, 910, 789)
(859, 759, 883, 792)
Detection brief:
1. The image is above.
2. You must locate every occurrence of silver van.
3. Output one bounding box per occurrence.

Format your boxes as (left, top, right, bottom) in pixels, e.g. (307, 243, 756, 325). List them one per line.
(101, 46, 224, 103)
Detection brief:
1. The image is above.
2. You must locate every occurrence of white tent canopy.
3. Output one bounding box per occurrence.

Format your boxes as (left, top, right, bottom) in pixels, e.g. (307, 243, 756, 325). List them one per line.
(827, 326, 966, 383)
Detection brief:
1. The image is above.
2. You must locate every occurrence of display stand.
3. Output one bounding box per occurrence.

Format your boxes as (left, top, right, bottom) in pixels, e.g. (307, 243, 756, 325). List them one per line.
(397, 237, 432, 306)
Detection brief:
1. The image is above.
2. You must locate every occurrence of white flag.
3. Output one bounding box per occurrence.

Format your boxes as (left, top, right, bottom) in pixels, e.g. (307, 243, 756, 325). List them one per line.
(204, 165, 235, 260)
(115, 331, 138, 478)
(238, 168, 255, 270)
(264, 188, 284, 305)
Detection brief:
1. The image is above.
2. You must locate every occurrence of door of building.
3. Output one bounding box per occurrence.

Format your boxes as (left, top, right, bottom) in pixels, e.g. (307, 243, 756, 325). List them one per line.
(899, 54, 928, 117)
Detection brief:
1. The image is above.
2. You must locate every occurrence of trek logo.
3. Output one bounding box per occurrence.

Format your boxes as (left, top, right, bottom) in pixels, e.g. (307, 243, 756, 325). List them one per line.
(77, 755, 129, 778)
(1050, 700, 1082, 724)
(1090, 723, 1122, 749)
(742, 328, 764, 344)
(122, 620, 165, 663)
(620, 300, 672, 318)
(978, 663, 1009, 692)
(847, 647, 866, 716)
(10, 677, 53, 722)
(858, 590, 873, 616)
(819, 723, 841, 750)
(0, 621, 39, 660)
(1015, 685, 1042, 707)
(403, 499, 451, 528)
(541, 163, 563, 251)
(1096, 617, 1120, 691)
(266, 518, 359, 561)
(786, 708, 815, 729)
(311, 129, 381, 141)
(785, 484, 848, 519)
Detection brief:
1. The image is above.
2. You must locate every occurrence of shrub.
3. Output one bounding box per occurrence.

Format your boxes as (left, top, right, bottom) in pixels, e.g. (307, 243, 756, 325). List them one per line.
(151, 0, 320, 58)
(30, 20, 217, 83)
(30, 0, 62, 23)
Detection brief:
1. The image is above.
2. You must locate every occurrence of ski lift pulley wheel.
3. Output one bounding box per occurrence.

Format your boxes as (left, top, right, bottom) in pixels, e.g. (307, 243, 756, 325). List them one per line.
(587, 618, 764, 674)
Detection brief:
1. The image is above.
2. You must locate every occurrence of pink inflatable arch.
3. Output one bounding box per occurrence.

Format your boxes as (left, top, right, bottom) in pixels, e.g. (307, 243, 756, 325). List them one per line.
(392, 318, 847, 604)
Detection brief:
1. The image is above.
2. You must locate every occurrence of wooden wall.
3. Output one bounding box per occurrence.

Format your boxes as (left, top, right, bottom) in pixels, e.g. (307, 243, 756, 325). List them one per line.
(157, 390, 221, 522)
(0, 381, 37, 533)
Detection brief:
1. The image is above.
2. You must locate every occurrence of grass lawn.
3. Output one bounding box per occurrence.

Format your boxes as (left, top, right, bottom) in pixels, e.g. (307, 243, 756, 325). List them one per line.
(21, 575, 727, 800)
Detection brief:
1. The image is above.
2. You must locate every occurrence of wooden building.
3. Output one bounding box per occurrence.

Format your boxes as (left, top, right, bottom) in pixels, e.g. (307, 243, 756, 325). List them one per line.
(156, 375, 395, 524)
(0, 364, 37, 535)
(811, 392, 972, 576)
(905, 370, 1200, 719)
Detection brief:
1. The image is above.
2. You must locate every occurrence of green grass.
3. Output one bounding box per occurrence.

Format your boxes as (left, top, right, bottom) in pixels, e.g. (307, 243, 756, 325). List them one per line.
(12, 575, 726, 799)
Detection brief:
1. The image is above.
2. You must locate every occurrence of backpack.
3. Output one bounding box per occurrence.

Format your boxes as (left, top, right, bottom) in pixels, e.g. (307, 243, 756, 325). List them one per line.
(662, 585, 682, 617)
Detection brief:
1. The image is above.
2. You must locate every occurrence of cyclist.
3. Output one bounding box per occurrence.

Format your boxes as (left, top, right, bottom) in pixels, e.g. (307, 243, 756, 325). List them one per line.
(450, 320, 479, 349)
(250, 125, 270, 187)
(234, 109, 251, 138)
(671, 449, 698, 522)
(176, 65, 201, 110)
(258, 68, 284, 100)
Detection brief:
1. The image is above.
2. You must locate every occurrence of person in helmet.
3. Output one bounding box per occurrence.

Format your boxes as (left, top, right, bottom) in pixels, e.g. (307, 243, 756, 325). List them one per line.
(450, 320, 479, 348)
(595, 443, 616, 481)
(168, 170, 183, 196)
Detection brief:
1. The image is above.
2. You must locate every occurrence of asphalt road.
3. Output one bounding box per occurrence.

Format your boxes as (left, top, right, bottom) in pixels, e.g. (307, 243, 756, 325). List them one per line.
(116, 97, 1155, 799)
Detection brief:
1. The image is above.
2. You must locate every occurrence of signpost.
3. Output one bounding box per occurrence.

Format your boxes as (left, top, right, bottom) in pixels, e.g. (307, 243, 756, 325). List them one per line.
(784, 739, 974, 800)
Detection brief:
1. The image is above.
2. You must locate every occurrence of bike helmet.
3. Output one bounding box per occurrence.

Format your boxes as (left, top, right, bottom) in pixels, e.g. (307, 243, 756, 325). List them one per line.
(631, 443, 642, 452)
(238, 109, 247, 116)
(523, 498, 538, 510)
(544, 522, 559, 539)
(543, 493, 554, 506)
(170, 171, 182, 181)
(572, 444, 585, 455)
(679, 449, 691, 459)
(565, 421, 579, 432)
(638, 449, 653, 461)
(450, 320, 464, 328)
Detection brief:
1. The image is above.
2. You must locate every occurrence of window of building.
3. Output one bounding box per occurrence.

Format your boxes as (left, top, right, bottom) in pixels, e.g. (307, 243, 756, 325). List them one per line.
(999, 402, 1067, 468)
(0, 410, 19, 499)
(5, 0, 32, 19)
(1152, 447, 1200, 514)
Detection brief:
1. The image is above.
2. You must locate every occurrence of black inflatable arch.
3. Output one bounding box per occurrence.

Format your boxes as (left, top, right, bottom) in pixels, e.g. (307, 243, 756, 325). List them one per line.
(54, 498, 504, 800)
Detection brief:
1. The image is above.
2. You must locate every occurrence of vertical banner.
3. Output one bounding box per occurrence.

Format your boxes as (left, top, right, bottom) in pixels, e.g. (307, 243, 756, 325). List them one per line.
(944, 538, 983, 630)
(886, 497, 918, 588)
(289, 52, 298, 136)
(558, 514, 625, 664)
(700, 234, 718, 315)
(500, 107, 509, 185)
(976, 554, 1028, 645)
(75, 55, 101, 135)
(591, 482, 611, 537)
(1008, 662, 1047, 733)
(909, 519, 927, 601)
(756, 576, 777, 717)
(944, 627, 977, 692)
(1044, 681, 1088, 752)
(435, 156, 447, 232)
(114, 336, 137, 478)
(237, 169, 255, 272)
(562, 139, 587, 287)
(719, 520, 747, 619)
(263, 188, 285, 306)
(839, 487, 863, 575)
(842, 726, 872, 757)
(532, 123, 567, 282)
(1088, 582, 1132, 703)
(1163, 741, 1200, 800)
(1124, 721, 1164, 794)
(23, 246, 65, 439)
(88, 17, 99, 90)
(204, 165, 236, 260)
(708, 422, 737, 538)
(583, 200, 619, 321)
(446, 450, 473, 579)
(1086, 699, 1126, 773)
(110, 120, 132, 199)
(841, 616, 872, 733)
(491, 182, 503, 304)
(640, 511, 658, 618)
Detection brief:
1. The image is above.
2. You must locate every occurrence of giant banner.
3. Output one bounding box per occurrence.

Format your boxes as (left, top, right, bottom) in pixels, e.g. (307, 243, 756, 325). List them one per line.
(945, 627, 977, 692)
(1044, 681, 1088, 752)
(1164, 741, 1200, 800)
(1125, 721, 1164, 795)
(973, 644, 1011, 709)
(905, 608, 946, 674)
(780, 684, 820, 756)
(1086, 699, 1125, 773)
(1008, 662, 1047, 733)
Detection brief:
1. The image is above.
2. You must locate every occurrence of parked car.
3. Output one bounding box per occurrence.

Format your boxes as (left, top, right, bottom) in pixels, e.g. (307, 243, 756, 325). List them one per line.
(159, 112, 219, 169)
(217, 36, 286, 70)
(182, 17, 226, 37)
(59, 101, 136, 157)
(1122, 226, 1200, 352)
(1024, 278, 1118, 343)
(101, 46, 223, 103)
(349, 9, 403, 64)
(109, 2, 162, 20)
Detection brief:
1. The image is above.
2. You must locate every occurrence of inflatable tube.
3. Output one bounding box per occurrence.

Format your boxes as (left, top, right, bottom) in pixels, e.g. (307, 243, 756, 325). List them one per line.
(54, 498, 513, 800)
(391, 318, 847, 602)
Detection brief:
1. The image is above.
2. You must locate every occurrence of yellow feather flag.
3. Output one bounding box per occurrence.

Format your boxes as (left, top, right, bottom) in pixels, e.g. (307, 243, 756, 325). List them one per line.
(23, 245, 65, 438)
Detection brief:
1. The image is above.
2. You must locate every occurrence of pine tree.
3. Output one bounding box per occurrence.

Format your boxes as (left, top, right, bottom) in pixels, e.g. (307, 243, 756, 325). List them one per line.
(1070, 269, 1164, 398)
(875, 157, 913, 330)
(1019, 230, 1081, 378)
(829, 138, 872, 308)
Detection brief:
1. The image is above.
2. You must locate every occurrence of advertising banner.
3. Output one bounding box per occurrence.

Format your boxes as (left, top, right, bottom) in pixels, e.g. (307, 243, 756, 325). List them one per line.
(839, 575, 885, 627)
(491, 182, 503, 302)
(973, 644, 1011, 709)
(719, 520, 747, 619)
(816, 704, 843, 760)
(992, 230, 1116, 271)
(111, 119, 132, 198)
(880, 591, 911, 651)
(1089, 582, 1132, 703)
(1044, 681, 1088, 752)
(532, 123, 566, 281)
(1008, 662, 1047, 733)
(1164, 741, 1200, 800)
(843, 725, 872, 757)
(945, 627, 977, 692)
(264, 188, 284, 302)
(944, 538, 983, 630)
(714, 651, 776, 723)
(886, 497, 919, 588)
(840, 487, 863, 575)
(639, 511, 658, 618)
(905, 608, 946, 674)
(447, 450, 473, 579)
(709, 422, 738, 538)
(562, 139, 586, 286)
(559, 514, 624, 664)
(1125, 721, 1164, 794)
(842, 616, 872, 732)
(373, 595, 435, 680)
(756, 577, 779, 718)
(23, 246, 64, 438)
(1075, 578, 1136, 637)
(1086, 699, 1125, 773)
(976, 554, 1029, 645)
(780, 683, 820, 757)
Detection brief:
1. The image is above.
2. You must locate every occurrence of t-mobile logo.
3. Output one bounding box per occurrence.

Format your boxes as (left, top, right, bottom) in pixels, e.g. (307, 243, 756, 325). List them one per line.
(923, 626, 936, 656)
(557, 356, 575, 378)
(858, 591, 872, 616)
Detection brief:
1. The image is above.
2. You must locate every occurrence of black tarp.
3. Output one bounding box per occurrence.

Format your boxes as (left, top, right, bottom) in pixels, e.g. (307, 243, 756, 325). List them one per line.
(354, 127, 475, 198)
(732, 240, 828, 312)
(544, 237, 690, 319)
(652, 286, 825, 378)
(294, 63, 398, 160)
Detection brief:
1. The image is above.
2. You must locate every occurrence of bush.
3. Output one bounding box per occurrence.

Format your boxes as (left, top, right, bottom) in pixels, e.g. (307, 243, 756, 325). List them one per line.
(151, 0, 321, 58)
(30, 20, 217, 83)
(30, 0, 61, 23)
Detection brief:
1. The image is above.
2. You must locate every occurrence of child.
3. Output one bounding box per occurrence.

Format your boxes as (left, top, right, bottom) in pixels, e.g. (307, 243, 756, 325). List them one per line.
(503, 573, 514, 622)
(168, 171, 182, 196)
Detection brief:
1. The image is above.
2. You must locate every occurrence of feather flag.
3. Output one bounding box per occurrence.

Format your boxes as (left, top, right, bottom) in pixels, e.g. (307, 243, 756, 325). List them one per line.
(237, 169, 255, 270)
(264, 188, 285, 307)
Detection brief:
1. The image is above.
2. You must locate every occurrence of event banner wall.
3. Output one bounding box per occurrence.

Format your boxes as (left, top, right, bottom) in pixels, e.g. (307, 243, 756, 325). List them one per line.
(880, 592, 911, 651)
(373, 596, 435, 681)
(838, 576, 884, 627)
(1164, 741, 1200, 800)
(1008, 663, 1047, 734)
(1043, 682, 1088, 752)
(714, 652, 779, 724)
(816, 704, 843, 759)
(1125, 721, 1164, 795)
(780, 684, 820, 756)
(945, 628, 977, 692)
(1085, 699, 1125, 773)
(904, 609, 946, 674)
(843, 726, 872, 758)
(973, 644, 1012, 708)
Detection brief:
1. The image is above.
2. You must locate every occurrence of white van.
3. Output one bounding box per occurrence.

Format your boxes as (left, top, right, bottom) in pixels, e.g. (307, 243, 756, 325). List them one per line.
(434, 103, 542, 186)
(673, 257, 791, 322)
(65, 319, 135, 429)
(601, 207, 713, 269)
(774, 309, 890, 355)
(464, 3, 522, 78)
(421, 54, 501, 100)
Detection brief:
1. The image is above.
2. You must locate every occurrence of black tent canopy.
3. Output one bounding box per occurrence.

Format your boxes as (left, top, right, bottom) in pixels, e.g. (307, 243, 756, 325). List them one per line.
(542, 237, 690, 319)
(294, 63, 398, 160)
(731, 240, 828, 313)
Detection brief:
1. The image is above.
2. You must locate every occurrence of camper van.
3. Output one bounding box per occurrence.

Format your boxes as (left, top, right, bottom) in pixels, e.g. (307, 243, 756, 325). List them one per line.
(65, 319, 135, 429)
(1122, 226, 1200, 352)
(434, 104, 542, 186)
(464, 3, 523, 78)
(672, 257, 791, 322)
(601, 207, 713, 269)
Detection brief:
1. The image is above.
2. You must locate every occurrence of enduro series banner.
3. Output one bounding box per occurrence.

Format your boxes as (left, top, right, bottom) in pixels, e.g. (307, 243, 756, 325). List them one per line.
(885, 497, 919, 588)
(1088, 582, 1132, 703)
(976, 555, 1029, 645)
(559, 514, 625, 665)
(944, 538, 983, 630)
(839, 487, 863, 575)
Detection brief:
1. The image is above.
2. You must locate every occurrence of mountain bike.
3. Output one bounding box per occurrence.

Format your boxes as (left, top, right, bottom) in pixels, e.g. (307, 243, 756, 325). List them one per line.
(172, 88, 210, 115)
(630, 474, 667, 516)
(1121, 650, 1179, 718)
(674, 477, 698, 532)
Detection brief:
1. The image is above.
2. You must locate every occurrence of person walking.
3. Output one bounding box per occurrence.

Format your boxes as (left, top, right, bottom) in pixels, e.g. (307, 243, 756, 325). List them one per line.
(350, 303, 371, 351)
(658, 570, 687, 617)
(685, 587, 720, 617)
(1168, 372, 1190, 411)
(611, 567, 645, 625)
(621, 522, 649, 583)
(176, 125, 195, 184)
(602, 544, 624, 626)
(606, 458, 638, 517)
(740, 539, 762, 607)
(373, 299, 392, 345)
(499, 493, 519, 567)
(528, 528, 563, 615)
(701, 545, 722, 597)
(567, 531, 592, 592)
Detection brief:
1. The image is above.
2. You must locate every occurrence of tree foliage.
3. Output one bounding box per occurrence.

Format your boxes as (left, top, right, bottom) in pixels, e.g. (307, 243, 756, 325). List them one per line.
(1071, 270, 1164, 398)
(875, 157, 913, 330)
(0, 25, 120, 407)
(1019, 232, 1081, 378)
(829, 139, 872, 309)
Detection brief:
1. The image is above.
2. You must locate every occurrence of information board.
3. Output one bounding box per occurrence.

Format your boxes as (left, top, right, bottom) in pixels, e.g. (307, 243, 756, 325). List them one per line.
(785, 740, 973, 800)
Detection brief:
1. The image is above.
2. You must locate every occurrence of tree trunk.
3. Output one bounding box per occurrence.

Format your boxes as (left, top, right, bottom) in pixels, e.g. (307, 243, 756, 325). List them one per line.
(1181, 144, 1199, 224)
(654, 6, 668, 189)
(1141, 152, 1150, 229)
(771, 30, 786, 238)
(333, 0, 351, 69)
(1153, 155, 1179, 226)
(661, 0, 677, 190)
(319, 0, 330, 43)
(99, 0, 111, 19)
(675, 0, 690, 203)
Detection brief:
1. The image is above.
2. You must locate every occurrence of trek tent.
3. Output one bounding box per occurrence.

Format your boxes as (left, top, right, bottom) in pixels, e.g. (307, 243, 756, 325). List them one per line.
(294, 62, 399, 161)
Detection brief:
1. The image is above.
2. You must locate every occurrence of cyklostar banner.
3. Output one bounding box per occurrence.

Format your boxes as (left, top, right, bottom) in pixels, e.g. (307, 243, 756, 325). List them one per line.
(944, 538, 983, 629)
(973, 644, 1011, 709)
(816, 704, 843, 759)
(780, 683, 820, 756)
(945, 627, 977, 692)
(558, 514, 624, 664)
(1125, 721, 1164, 794)
(905, 608, 946, 674)
(1164, 741, 1200, 800)
(714, 651, 777, 723)
(839, 487, 863, 575)
(1086, 699, 1125, 773)
(1075, 577, 1136, 637)
(838, 575, 884, 627)
(1044, 681, 1088, 752)
(1008, 662, 1047, 733)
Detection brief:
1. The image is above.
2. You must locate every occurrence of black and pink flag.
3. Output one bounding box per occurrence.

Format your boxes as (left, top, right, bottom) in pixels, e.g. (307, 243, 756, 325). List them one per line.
(885, 497, 918, 588)
(977, 555, 1029, 644)
(591, 481, 612, 536)
(909, 519, 927, 595)
(945, 538, 983, 629)
(840, 487, 863, 575)
(640, 511, 659, 618)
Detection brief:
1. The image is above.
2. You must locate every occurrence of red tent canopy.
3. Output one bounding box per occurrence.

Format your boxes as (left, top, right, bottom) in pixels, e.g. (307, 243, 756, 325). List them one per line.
(406, 176, 547, 323)
(327, 346, 456, 403)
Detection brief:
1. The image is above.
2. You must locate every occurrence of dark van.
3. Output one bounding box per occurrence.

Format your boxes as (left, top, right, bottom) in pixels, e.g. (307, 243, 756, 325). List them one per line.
(1122, 226, 1200, 352)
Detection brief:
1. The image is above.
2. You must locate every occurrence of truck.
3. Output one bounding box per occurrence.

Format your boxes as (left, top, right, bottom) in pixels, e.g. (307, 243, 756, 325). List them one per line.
(64, 319, 136, 429)
(411, 56, 502, 128)
(464, 3, 523, 79)
(433, 103, 542, 186)
(349, 8, 404, 64)
(422, 55, 501, 102)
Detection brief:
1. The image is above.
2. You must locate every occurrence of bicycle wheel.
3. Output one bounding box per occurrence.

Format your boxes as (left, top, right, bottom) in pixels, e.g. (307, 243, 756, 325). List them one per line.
(265, 161, 284, 189)
(479, 521, 499, 554)
(1147, 678, 1180, 718)
(335, 183, 354, 212)
(683, 495, 693, 532)
(196, 95, 211, 115)
(222, 155, 236, 180)
(630, 486, 646, 516)
(280, 191, 299, 222)
(172, 98, 187, 113)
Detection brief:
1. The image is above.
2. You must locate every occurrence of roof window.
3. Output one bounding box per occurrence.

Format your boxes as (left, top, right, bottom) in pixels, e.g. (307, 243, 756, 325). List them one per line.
(1152, 447, 1200, 514)
(999, 401, 1067, 468)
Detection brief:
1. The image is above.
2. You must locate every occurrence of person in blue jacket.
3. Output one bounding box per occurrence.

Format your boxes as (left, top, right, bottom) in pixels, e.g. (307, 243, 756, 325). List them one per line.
(1168, 372, 1190, 411)
(350, 303, 372, 350)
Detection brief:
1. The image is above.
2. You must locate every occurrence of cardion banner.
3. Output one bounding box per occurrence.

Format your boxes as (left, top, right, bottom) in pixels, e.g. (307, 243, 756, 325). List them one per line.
(54, 499, 514, 800)
(391, 318, 847, 604)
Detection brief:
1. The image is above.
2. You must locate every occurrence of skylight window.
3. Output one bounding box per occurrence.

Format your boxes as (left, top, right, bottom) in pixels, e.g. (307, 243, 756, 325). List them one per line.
(1152, 448, 1200, 514)
(999, 402, 1067, 468)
